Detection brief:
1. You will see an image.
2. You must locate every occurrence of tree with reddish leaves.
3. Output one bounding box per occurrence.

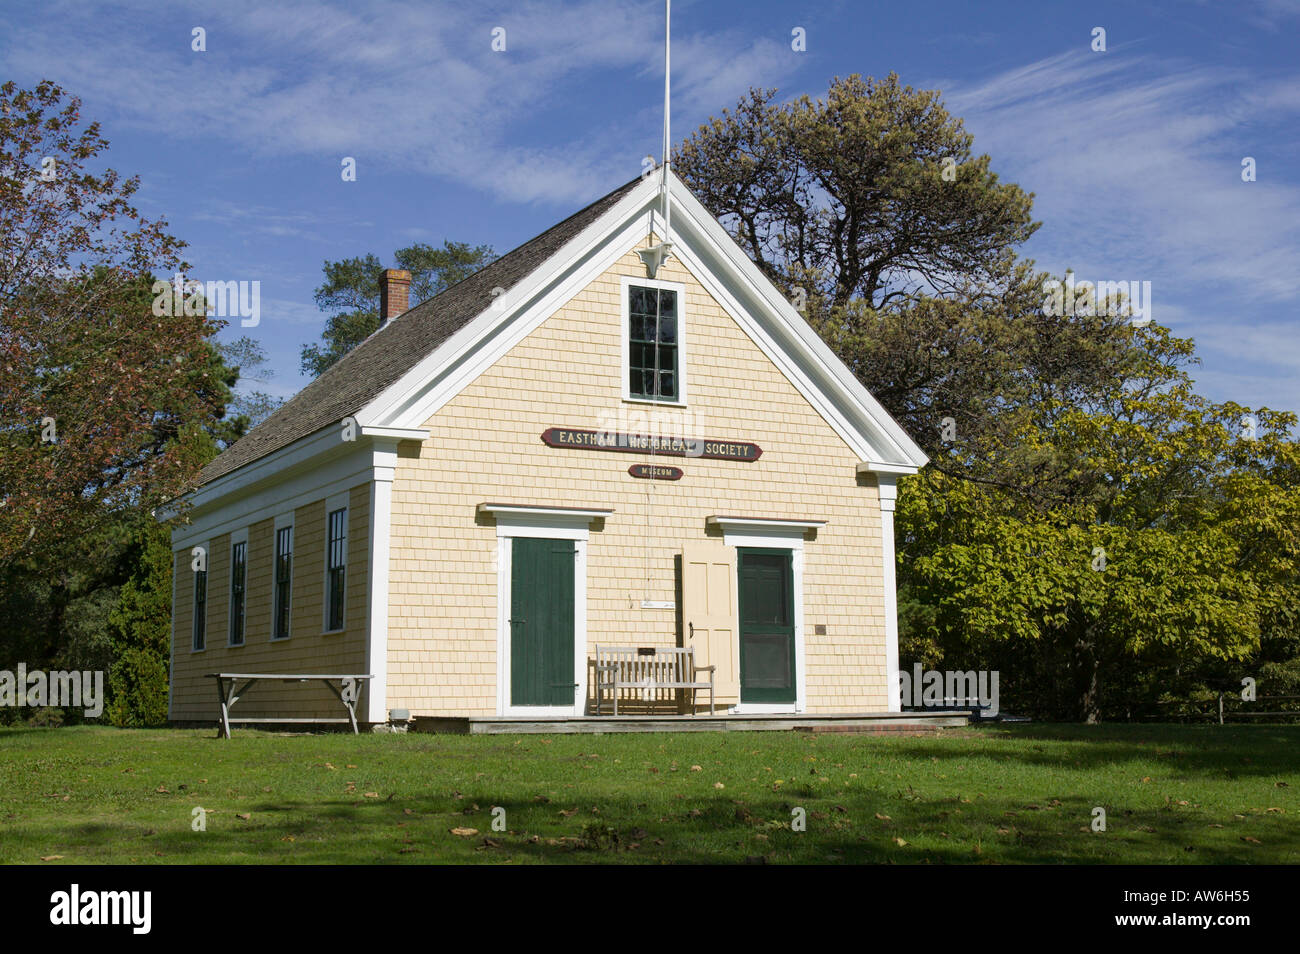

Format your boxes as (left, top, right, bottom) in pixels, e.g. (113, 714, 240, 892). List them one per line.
(0, 80, 227, 572)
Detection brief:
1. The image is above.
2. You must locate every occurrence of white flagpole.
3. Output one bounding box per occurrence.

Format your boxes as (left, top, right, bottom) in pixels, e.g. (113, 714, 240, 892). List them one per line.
(637, 0, 673, 279)
(662, 0, 671, 241)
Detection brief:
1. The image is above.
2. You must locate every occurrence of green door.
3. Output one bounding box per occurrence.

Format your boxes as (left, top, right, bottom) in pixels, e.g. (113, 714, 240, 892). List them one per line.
(510, 537, 576, 707)
(738, 548, 796, 703)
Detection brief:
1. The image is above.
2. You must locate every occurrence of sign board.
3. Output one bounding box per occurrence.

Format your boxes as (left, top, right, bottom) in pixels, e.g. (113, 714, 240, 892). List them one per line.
(541, 427, 761, 462)
(628, 463, 683, 480)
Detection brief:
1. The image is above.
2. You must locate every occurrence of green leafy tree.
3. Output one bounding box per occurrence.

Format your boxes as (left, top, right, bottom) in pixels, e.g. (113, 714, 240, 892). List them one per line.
(898, 326, 1299, 721)
(105, 519, 172, 726)
(0, 81, 218, 570)
(683, 74, 1300, 720)
(300, 241, 496, 378)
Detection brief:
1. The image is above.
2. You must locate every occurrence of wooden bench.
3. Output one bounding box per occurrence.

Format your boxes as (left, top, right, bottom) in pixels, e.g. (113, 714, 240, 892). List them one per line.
(593, 646, 714, 716)
(206, 673, 373, 738)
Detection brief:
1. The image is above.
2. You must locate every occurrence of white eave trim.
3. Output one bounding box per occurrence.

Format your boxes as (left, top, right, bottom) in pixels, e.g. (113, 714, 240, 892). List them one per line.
(857, 461, 921, 476)
(478, 504, 613, 522)
(706, 516, 827, 534)
(359, 426, 430, 441)
(156, 425, 430, 523)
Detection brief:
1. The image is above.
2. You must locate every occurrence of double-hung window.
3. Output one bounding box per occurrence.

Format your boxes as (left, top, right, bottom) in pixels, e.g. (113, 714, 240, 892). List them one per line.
(192, 557, 207, 651)
(625, 281, 683, 403)
(228, 538, 247, 646)
(326, 507, 347, 631)
(273, 524, 293, 640)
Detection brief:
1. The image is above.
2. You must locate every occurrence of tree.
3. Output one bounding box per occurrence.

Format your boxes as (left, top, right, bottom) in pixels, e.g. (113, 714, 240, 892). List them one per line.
(674, 75, 1120, 491)
(217, 335, 282, 428)
(682, 74, 1300, 720)
(897, 325, 1299, 721)
(0, 81, 223, 570)
(300, 241, 496, 378)
(674, 73, 1037, 311)
(105, 518, 172, 726)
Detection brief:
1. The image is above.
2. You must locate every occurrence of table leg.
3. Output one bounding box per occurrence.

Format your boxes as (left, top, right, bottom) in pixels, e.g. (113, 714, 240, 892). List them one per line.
(216, 678, 231, 739)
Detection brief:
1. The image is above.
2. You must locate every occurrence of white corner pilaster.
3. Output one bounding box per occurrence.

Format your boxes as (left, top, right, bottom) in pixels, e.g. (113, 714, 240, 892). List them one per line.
(876, 475, 901, 712)
(364, 440, 399, 724)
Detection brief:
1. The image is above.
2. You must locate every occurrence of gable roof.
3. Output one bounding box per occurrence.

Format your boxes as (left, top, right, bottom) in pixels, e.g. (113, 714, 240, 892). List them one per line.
(200, 174, 646, 484)
(198, 170, 928, 496)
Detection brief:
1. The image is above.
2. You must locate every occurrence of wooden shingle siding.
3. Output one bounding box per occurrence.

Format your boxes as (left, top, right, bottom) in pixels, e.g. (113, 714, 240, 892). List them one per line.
(385, 237, 889, 717)
(168, 484, 371, 722)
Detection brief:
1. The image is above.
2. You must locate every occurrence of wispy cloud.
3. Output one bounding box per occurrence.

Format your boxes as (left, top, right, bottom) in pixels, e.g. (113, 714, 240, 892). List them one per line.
(940, 47, 1300, 412)
(6, 0, 796, 206)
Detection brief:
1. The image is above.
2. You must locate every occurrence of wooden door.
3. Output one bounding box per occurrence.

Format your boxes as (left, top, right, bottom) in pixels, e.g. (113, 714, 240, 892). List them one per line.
(681, 542, 739, 704)
(737, 548, 796, 703)
(510, 537, 576, 707)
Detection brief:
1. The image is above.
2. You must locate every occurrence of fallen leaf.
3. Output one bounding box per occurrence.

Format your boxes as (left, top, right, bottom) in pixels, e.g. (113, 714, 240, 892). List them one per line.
(40, 855, 63, 861)
(893, 837, 908, 847)
(235, 813, 250, 821)
(714, 782, 725, 790)
(450, 827, 478, 837)
(1241, 836, 1262, 844)
(875, 813, 892, 821)
(363, 792, 379, 798)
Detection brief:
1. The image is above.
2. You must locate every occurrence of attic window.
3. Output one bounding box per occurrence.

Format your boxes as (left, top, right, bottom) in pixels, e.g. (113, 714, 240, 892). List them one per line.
(625, 279, 684, 404)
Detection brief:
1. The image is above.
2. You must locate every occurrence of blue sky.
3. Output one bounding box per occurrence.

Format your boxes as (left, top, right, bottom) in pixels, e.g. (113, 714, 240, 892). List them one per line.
(3, 0, 1297, 416)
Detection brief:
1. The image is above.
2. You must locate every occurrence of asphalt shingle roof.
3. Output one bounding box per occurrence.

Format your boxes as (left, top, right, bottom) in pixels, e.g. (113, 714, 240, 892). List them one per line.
(201, 175, 645, 485)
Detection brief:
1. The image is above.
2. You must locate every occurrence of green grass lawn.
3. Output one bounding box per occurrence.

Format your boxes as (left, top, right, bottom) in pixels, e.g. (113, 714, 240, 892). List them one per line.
(1, 723, 1296, 864)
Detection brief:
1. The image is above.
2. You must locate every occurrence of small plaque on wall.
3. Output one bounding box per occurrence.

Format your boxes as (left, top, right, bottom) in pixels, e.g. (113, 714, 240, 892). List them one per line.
(628, 463, 683, 481)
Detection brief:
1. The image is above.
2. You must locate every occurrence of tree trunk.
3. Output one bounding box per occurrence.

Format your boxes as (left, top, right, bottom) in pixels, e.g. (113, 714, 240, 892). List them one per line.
(1075, 626, 1102, 723)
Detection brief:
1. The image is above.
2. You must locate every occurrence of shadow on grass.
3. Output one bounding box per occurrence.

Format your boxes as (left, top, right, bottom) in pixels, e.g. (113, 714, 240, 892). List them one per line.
(878, 724, 1300, 780)
(23, 782, 1299, 865)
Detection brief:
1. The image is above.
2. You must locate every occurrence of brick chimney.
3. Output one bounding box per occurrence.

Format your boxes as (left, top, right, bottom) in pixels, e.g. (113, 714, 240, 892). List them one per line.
(378, 268, 411, 327)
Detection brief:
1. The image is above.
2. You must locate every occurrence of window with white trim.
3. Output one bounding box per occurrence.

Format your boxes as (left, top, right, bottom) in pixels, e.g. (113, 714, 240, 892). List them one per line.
(273, 524, 293, 640)
(626, 282, 681, 402)
(192, 561, 207, 651)
(326, 507, 347, 631)
(228, 539, 247, 646)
